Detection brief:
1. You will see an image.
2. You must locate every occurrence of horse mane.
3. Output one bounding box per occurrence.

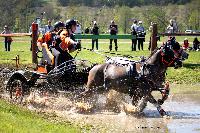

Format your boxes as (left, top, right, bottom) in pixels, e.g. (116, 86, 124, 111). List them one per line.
(145, 47, 160, 62)
(149, 48, 159, 57)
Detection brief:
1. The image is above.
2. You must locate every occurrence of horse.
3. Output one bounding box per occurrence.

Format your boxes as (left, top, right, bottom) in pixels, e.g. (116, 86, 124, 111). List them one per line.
(77, 39, 188, 116)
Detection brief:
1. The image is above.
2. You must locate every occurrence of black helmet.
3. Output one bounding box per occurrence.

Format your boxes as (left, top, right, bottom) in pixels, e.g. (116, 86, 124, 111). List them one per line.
(54, 21, 65, 30)
(65, 19, 77, 29)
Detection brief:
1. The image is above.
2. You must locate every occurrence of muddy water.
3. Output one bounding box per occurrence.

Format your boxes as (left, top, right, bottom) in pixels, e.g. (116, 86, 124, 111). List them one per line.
(23, 89, 200, 133)
(49, 92, 200, 133)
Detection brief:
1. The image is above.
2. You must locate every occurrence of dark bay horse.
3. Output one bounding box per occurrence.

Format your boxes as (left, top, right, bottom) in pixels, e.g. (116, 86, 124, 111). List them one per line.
(78, 39, 188, 116)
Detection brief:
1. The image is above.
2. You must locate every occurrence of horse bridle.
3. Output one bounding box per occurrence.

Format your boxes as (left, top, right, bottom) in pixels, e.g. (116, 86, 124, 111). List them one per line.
(160, 45, 181, 67)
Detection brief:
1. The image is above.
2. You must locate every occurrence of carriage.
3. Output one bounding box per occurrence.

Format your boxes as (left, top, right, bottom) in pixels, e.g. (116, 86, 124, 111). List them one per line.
(5, 57, 94, 102)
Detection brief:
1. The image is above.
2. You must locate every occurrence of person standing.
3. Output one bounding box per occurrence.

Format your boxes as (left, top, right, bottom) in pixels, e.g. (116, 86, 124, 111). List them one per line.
(91, 21, 99, 50)
(109, 20, 118, 51)
(44, 20, 54, 34)
(130, 20, 138, 51)
(136, 21, 145, 50)
(1, 25, 12, 51)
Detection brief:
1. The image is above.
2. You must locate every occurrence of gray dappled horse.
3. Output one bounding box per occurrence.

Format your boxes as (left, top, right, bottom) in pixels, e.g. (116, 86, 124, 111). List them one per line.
(78, 39, 188, 116)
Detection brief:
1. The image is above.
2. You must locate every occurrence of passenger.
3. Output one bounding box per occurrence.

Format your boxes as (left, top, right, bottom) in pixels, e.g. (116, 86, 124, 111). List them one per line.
(53, 19, 81, 65)
(37, 29, 56, 66)
(54, 29, 81, 66)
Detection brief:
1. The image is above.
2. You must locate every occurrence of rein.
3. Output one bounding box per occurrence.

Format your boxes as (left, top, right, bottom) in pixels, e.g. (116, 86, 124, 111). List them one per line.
(80, 46, 142, 60)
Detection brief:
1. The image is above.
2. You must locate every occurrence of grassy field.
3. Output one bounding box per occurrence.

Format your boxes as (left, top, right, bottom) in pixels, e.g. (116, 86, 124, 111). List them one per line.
(0, 35, 199, 84)
(0, 99, 89, 133)
(0, 35, 199, 132)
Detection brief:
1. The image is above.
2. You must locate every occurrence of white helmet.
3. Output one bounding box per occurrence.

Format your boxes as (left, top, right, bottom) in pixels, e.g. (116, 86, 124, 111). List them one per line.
(138, 21, 142, 24)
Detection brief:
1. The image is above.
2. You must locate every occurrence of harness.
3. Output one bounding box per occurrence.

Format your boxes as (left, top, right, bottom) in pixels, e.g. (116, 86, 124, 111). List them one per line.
(160, 47, 176, 67)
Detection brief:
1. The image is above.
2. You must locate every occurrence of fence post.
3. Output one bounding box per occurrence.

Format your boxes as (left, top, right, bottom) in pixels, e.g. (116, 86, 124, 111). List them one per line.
(15, 55, 19, 70)
(150, 23, 158, 53)
(31, 22, 38, 64)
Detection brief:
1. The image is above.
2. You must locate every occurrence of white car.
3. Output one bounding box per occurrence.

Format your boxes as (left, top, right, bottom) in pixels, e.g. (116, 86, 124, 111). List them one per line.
(185, 30, 193, 33)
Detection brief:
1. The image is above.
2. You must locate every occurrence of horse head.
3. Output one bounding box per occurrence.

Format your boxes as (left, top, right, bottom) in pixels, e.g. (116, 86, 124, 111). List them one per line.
(162, 37, 189, 68)
(148, 37, 188, 70)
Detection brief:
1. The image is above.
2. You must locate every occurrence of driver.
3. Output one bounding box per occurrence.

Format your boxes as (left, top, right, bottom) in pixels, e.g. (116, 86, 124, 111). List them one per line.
(37, 21, 81, 69)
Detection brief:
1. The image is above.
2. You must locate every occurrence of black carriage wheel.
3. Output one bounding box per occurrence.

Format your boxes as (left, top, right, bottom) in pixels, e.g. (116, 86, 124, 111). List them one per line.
(8, 76, 27, 103)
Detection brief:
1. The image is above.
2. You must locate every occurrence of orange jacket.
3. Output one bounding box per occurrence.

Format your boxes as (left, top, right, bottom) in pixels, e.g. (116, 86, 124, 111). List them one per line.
(37, 32, 52, 43)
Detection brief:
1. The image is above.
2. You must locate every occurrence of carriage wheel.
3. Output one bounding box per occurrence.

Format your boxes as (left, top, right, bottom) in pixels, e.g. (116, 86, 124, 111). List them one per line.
(8, 78, 26, 103)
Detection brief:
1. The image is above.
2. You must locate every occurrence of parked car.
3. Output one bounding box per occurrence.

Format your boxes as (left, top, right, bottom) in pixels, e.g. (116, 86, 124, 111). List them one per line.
(185, 30, 193, 33)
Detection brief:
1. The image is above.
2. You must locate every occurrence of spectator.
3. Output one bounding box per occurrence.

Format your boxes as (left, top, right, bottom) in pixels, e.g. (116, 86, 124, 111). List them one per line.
(130, 20, 138, 51)
(109, 20, 118, 51)
(193, 37, 200, 51)
(74, 20, 82, 42)
(44, 20, 54, 34)
(74, 20, 82, 34)
(136, 21, 145, 50)
(91, 21, 99, 50)
(166, 19, 178, 33)
(1, 25, 13, 51)
(182, 38, 189, 50)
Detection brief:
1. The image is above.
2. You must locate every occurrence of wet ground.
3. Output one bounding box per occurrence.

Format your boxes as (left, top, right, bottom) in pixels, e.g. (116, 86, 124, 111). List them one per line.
(22, 87, 200, 133)
(1, 65, 200, 132)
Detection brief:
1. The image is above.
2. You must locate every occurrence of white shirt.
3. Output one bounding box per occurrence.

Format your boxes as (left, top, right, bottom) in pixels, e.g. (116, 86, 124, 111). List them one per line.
(131, 24, 138, 31)
(74, 24, 82, 34)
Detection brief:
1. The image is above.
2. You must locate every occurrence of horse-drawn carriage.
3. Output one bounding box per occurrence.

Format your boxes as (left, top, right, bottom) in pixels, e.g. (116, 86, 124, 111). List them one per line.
(4, 36, 188, 116)
(5, 57, 94, 102)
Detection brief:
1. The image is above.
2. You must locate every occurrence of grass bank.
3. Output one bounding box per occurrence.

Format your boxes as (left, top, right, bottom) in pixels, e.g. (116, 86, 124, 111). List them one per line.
(0, 99, 87, 133)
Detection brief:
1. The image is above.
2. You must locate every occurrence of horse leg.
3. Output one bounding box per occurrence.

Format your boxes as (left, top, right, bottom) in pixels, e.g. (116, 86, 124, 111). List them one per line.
(158, 82, 170, 105)
(105, 89, 122, 112)
(135, 96, 148, 113)
(147, 94, 167, 116)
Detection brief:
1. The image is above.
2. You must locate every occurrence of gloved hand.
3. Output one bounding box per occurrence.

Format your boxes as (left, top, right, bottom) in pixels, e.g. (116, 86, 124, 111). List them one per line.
(75, 41, 81, 50)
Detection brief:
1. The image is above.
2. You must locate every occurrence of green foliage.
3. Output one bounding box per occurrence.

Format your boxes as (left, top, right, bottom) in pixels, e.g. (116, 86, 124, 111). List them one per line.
(0, 0, 199, 34)
(57, 0, 191, 7)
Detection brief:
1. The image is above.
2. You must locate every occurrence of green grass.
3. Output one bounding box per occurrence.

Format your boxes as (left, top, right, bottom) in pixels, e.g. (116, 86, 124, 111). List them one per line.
(0, 99, 82, 133)
(0, 36, 200, 84)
